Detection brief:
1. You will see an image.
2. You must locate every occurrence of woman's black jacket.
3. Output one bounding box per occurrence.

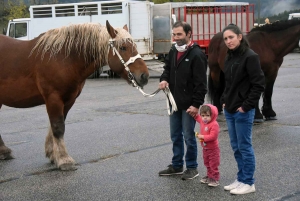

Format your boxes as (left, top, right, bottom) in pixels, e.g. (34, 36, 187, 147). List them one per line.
(221, 46, 265, 113)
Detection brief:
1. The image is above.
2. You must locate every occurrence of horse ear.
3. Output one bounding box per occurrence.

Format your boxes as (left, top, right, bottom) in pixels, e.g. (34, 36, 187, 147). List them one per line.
(106, 20, 117, 39)
(123, 24, 129, 32)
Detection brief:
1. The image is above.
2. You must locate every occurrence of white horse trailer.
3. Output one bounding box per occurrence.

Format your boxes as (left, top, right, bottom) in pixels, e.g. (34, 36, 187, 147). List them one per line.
(5, 0, 174, 77)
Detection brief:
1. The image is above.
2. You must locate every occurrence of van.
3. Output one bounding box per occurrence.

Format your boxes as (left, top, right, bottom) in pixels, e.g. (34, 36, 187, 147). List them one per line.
(288, 13, 300, 20)
(288, 13, 300, 50)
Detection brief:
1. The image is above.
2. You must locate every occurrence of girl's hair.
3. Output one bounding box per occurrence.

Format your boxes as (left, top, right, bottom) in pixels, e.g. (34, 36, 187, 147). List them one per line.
(222, 23, 249, 55)
(200, 105, 211, 115)
(172, 21, 192, 36)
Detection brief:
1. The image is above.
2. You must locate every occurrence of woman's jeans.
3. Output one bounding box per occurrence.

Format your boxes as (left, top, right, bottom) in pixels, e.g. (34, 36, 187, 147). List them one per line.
(170, 109, 198, 169)
(224, 108, 256, 185)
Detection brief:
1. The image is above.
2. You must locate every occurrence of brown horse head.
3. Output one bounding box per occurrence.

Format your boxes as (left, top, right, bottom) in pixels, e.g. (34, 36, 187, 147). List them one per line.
(106, 21, 149, 87)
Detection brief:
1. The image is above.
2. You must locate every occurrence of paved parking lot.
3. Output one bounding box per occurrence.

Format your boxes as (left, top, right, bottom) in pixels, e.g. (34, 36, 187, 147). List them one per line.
(0, 53, 300, 201)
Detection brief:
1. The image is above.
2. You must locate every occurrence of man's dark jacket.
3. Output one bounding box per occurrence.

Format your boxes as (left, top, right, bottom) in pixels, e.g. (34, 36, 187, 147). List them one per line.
(221, 46, 265, 113)
(160, 43, 207, 110)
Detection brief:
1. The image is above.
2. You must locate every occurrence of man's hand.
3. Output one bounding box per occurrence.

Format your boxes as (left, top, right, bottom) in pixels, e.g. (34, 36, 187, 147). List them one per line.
(159, 81, 169, 90)
(186, 106, 199, 118)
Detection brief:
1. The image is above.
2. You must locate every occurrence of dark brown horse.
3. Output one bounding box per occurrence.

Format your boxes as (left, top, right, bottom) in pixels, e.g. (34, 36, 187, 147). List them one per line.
(208, 19, 300, 122)
(0, 21, 149, 170)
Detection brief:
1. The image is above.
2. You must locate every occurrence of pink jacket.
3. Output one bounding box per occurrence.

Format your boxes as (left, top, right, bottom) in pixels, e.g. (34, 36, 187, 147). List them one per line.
(194, 104, 220, 149)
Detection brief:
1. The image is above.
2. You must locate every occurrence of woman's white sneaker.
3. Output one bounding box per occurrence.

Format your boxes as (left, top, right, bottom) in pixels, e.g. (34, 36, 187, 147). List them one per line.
(224, 180, 241, 191)
(230, 183, 256, 195)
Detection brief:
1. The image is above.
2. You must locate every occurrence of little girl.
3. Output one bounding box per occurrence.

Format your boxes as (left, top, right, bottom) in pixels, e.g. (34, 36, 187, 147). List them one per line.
(194, 104, 220, 187)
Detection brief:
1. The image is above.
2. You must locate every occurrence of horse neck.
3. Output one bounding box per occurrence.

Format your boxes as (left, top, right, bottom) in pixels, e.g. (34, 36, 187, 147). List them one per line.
(267, 25, 300, 58)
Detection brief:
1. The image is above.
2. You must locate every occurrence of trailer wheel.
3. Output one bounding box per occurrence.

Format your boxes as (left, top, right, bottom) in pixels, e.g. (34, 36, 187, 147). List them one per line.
(107, 70, 120, 78)
(88, 67, 102, 79)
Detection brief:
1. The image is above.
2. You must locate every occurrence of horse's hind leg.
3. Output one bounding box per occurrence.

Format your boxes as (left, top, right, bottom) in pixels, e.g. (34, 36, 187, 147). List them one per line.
(254, 101, 264, 123)
(0, 135, 14, 160)
(0, 104, 14, 160)
(45, 97, 76, 171)
(262, 70, 278, 120)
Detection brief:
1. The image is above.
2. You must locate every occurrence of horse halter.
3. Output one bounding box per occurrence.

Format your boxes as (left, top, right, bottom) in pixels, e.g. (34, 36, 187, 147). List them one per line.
(108, 38, 177, 115)
(108, 39, 142, 88)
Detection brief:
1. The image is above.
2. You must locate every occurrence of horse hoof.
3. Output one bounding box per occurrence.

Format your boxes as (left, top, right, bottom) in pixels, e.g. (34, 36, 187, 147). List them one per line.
(265, 116, 277, 121)
(0, 152, 14, 160)
(253, 119, 264, 124)
(59, 164, 78, 171)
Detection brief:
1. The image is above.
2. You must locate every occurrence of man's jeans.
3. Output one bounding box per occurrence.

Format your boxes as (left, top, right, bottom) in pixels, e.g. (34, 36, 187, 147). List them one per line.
(170, 109, 198, 169)
(224, 108, 256, 185)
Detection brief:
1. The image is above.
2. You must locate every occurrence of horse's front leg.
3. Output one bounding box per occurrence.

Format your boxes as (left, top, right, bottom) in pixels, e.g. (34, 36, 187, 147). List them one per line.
(0, 135, 14, 160)
(262, 72, 278, 120)
(45, 126, 55, 163)
(45, 99, 76, 171)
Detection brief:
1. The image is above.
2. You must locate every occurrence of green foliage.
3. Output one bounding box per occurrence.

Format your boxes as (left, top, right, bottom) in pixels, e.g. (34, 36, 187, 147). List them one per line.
(153, 0, 214, 4)
(256, 8, 300, 23)
(5, 0, 30, 20)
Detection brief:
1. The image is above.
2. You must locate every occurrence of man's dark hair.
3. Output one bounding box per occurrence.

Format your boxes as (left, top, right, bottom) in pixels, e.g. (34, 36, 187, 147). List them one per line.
(222, 23, 249, 54)
(172, 21, 192, 36)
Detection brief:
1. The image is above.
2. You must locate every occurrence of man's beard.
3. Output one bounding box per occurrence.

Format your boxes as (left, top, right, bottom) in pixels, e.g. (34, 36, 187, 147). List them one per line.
(176, 38, 187, 46)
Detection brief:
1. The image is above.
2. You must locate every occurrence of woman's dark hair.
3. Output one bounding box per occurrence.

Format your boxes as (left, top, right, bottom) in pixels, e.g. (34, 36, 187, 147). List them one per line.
(172, 21, 192, 37)
(222, 24, 249, 55)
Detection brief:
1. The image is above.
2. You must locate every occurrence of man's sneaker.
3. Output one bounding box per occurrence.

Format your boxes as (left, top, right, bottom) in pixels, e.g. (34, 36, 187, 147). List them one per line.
(224, 179, 242, 191)
(230, 183, 256, 195)
(181, 168, 199, 180)
(159, 164, 183, 176)
(208, 178, 220, 187)
(200, 176, 209, 184)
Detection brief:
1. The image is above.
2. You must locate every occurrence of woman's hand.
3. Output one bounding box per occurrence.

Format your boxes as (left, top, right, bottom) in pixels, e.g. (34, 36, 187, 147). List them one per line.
(237, 107, 245, 113)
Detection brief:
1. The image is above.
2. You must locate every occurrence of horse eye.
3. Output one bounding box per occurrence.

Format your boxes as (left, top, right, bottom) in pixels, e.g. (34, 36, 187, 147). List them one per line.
(120, 46, 126, 51)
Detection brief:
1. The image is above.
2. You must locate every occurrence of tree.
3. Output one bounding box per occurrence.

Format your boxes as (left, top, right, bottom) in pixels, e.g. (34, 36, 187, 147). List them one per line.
(153, 0, 214, 4)
(30, 0, 58, 5)
(5, 0, 29, 20)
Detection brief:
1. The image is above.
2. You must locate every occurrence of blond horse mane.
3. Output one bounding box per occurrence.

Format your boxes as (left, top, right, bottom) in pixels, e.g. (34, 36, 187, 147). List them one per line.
(31, 23, 134, 67)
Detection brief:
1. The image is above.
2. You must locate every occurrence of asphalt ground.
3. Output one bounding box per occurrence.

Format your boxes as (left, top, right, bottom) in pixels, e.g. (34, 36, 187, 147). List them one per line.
(0, 53, 300, 201)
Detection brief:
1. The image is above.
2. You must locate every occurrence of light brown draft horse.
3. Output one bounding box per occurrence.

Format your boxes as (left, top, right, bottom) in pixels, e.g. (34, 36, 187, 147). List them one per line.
(0, 21, 149, 170)
(208, 19, 300, 122)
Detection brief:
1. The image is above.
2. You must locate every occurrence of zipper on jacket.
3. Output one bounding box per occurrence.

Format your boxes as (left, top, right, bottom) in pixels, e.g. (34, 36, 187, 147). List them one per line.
(230, 62, 239, 83)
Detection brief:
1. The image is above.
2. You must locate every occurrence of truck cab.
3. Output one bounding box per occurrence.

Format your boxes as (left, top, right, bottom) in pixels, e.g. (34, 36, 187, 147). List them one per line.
(288, 13, 300, 48)
(7, 18, 30, 40)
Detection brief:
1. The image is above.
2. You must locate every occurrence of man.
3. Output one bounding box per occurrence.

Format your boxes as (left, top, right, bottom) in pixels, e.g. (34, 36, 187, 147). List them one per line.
(158, 21, 207, 180)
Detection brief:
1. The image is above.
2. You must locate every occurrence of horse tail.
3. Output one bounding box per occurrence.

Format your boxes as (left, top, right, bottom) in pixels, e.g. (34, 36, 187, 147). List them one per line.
(218, 71, 225, 100)
(208, 70, 214, 103)
(208, 70, 225, 111)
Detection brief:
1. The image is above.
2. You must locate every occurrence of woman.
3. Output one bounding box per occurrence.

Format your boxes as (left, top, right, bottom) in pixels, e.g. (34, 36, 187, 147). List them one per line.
(221, 24, 265, 195)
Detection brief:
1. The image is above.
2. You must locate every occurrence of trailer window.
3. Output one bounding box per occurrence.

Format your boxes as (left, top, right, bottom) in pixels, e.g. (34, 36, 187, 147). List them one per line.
(15, 23, 27, 38)
(33, 7, 52, 18)
(101, 2, 122, 15)
(56, 5, 75, 17)
(78, 4, 98, 16)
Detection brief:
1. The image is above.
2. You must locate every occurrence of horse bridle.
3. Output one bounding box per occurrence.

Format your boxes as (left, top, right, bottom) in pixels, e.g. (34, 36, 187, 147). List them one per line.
(108, 39, 177, 115)
(108, 39, 142, 87)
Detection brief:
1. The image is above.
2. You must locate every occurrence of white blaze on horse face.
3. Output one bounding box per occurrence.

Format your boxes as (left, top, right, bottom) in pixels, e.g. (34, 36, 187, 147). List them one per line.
(223, 30, 242, 50)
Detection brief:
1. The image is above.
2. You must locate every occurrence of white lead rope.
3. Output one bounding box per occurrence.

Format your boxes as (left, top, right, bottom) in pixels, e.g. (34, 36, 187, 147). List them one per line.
(137, 86, 178, 115)
(109, 39, 177, 115)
